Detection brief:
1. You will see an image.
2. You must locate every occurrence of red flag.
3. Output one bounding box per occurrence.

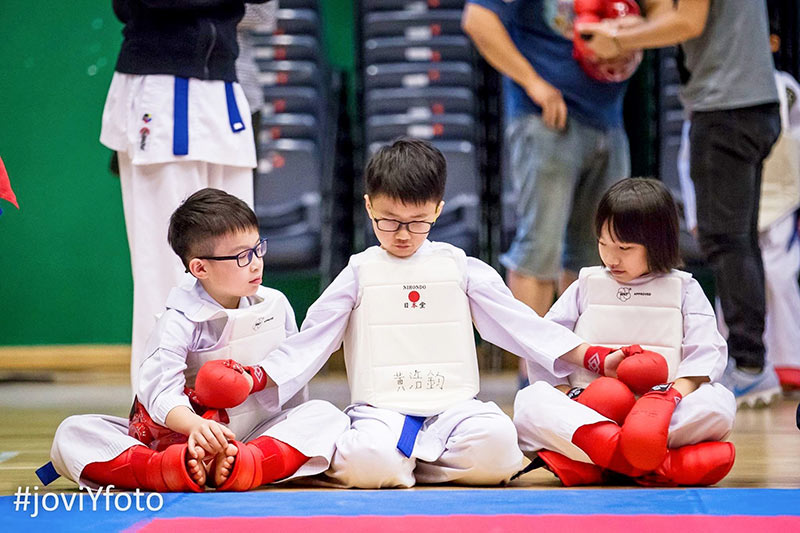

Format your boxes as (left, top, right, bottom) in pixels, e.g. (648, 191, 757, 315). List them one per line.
(0, 156, 19, 209)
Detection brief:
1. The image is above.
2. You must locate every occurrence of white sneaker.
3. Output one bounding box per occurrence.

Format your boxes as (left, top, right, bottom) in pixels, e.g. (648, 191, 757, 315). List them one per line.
(720, 359, 781, 408)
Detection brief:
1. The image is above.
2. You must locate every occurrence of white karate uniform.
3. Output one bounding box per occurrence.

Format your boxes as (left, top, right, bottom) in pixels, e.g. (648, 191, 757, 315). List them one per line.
(49, 277, 349, 489)
(514, 269, 737, 465)
(258, 240, 586, 488)
(677, 71, 800, 376)
(100, 73, 257, 394)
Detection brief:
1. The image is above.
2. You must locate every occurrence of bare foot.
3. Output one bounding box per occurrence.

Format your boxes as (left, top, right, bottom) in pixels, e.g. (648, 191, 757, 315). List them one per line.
(186, 445, 207, 487)
(213, 442, 239, 487)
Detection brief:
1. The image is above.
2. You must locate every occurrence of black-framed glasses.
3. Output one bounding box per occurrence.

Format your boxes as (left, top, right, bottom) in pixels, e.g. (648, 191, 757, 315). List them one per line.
(197, 238, 268, 267)
(373, 218, 435, 234)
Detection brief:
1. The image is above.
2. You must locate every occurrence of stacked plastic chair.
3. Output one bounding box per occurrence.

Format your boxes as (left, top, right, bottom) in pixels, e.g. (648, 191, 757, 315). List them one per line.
(249, 0, 337, 271)
(359, 0, 485, 257)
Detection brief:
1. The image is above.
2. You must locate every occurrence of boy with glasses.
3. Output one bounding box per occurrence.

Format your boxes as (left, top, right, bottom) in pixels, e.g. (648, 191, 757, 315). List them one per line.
(41, 188, 348, 492)
(204, 138, 637, 488)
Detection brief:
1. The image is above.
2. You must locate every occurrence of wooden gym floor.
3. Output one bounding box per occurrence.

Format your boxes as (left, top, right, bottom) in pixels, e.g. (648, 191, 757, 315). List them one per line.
(1, 366, 799, 494)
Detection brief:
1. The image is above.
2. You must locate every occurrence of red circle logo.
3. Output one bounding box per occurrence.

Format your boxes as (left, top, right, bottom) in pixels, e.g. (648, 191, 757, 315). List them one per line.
(408, 291, 420, 303)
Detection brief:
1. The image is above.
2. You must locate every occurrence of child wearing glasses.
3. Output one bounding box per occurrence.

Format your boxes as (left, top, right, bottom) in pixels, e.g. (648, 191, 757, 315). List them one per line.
(40, 188, 348, 492)
(200, 138, 642, 488)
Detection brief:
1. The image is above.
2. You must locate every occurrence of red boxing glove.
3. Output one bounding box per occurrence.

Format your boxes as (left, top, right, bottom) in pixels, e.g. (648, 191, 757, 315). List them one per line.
(574, 0, 604, 19)
(572, 376, 636, 425)
(573, 0, 643, 82)
(573, 0, 604, 69)
(583, 345, 615, 375)
(620, 383, 683, 470)
(616, 345, 669, 396)
(195, 359, 253, 408)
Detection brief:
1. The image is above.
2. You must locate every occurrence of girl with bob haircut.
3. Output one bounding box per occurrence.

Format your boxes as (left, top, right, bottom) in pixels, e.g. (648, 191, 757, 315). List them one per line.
(513, 177, 737, 488)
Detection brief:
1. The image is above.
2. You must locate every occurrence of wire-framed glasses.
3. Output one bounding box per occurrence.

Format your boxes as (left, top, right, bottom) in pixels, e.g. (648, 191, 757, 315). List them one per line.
(197, 238, 268, 267)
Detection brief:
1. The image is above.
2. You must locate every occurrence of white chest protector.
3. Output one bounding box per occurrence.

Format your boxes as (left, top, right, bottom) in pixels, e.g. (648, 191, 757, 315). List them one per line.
(343, 247, 480, 417)
(570, 267, 686, 389)
(182, 292, 303, 438)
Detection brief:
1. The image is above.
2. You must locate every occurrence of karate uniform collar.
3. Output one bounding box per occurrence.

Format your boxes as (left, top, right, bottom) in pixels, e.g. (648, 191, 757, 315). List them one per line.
(602, 268, 679, 286)
(376, 239, 434, 261)
(164, 273, 267, 323)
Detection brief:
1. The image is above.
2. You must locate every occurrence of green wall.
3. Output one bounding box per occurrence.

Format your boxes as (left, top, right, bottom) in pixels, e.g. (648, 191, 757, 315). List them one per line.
(0, 3, 130, 345)
(0, 1, 356, 346)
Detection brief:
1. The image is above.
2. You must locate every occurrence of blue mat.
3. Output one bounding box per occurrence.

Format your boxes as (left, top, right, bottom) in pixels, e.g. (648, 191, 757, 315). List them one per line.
(2, 488, 799, 533)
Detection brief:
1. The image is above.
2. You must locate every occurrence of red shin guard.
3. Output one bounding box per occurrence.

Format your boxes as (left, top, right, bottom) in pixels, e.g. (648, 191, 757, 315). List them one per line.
(571, 422, 645, 478)
(216, 437, 309, 492)
(636, 441, 736, 487)
(574, 377, 636, 425)
(82, 444, 203, 492)
(537, 450, 605, 487)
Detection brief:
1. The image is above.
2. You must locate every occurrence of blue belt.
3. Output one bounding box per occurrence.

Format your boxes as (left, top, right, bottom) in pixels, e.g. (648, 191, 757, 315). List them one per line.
(172, 78, 246, 156)
(397, 415, 426, 458)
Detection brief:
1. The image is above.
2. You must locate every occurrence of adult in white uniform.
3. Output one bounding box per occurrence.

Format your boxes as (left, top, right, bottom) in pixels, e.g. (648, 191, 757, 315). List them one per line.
(515, 178, 737, 487)
(42, 190, 348, 492)
(101, 0, 264, 393)
(216, 139, 629, 489)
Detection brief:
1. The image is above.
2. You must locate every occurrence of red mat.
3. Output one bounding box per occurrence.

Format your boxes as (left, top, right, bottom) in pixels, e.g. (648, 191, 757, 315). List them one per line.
(136, 514, 800, 532)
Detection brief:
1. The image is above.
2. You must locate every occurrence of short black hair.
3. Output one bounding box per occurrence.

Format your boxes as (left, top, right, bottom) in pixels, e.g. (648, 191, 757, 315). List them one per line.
(594, 177, 682, 273)
(168, 188, 259, 269)
(365, 138, 446, 204)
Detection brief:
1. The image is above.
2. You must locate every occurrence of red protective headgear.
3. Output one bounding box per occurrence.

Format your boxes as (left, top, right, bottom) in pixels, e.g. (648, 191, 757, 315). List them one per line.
(573, 0, 643, 83)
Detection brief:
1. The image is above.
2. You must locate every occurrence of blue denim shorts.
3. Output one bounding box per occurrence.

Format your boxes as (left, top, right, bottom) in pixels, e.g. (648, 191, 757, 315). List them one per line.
(500, 113, 630, 279)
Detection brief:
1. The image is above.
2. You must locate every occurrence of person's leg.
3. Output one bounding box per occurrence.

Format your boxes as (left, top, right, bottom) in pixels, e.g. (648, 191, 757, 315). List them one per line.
(326, 406, 417, 488)
(761, 214, 800, 388)
(119, 157, 209, 392)
(562, 124, 630, 279)
(50, 414, 144, 487)
(666, 382, 737, 448)
(414, 401, 523, 485)
(500, 114, 586, 317)
(628, 383, 737, 487)
(513, 381, 609, 463)
(82, 444, 204, 492)
(690, 105, 780, 371)
(213, 163, 255, 209)
(51, 414, 203, 492)
(515, 380, 644, 485)
(506, 272, 556, 316)
(235, 400, 351, 485)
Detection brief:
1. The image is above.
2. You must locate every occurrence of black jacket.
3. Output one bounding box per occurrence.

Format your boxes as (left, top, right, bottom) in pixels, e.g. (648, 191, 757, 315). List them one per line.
(112, 0, 266, 82)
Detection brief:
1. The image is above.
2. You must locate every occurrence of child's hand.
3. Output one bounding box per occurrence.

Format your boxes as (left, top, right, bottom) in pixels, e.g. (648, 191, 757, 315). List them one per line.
(583, 345, 623, 376)
(601, 349, 626, 378)
(187, 417, 236, 457)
